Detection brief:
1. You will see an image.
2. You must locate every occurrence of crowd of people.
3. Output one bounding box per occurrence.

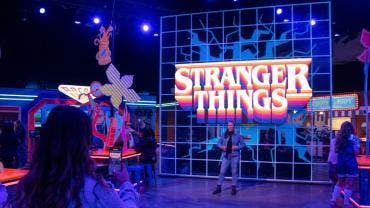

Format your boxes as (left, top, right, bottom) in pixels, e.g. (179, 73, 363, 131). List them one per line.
(0, 105, 159, 207)
(0, 105, 362, 207)
(0, 120, 26, 169)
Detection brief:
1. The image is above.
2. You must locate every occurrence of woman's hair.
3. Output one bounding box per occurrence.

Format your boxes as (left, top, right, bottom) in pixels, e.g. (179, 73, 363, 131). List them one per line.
(13, 106, 98, 208)
(335, 121, 355, 152)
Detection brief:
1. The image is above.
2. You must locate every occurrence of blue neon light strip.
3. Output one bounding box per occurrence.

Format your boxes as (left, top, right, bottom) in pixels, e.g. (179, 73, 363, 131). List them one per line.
(0, 98, 34, 101)
(126, 103, 157, 107)
(123, 99, 156, 103)
(0, 94, 38, 98)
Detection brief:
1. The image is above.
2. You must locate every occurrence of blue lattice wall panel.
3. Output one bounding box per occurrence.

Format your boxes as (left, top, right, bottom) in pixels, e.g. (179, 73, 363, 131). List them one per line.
(159, 2, 332, 183)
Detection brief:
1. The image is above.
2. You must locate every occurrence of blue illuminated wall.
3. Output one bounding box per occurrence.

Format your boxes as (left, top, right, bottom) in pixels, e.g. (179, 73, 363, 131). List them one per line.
(159, 2, 332, 183)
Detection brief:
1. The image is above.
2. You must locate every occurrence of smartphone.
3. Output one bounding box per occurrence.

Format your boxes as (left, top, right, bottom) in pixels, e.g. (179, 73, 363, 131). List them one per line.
(108, 147, 122, 176)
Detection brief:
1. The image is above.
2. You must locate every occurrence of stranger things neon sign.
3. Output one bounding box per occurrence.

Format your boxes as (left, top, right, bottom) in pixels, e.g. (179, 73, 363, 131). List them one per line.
(174, 58, 312, 124)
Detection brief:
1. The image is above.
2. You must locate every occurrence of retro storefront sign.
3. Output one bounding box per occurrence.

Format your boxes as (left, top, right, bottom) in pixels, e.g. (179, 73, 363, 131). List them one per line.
(307, 94, 358, 112)
(174, 58, 312, 124)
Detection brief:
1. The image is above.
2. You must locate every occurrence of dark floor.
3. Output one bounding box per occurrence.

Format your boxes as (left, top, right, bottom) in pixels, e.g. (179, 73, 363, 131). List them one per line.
(138, 177, 335, 208)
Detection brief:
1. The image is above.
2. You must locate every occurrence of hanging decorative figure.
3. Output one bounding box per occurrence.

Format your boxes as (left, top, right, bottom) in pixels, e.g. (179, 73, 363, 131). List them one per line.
(94, 25, 113, 66)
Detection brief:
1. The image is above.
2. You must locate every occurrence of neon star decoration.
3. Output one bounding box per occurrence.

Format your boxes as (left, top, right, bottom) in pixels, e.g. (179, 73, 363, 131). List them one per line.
(100, 64, 141, 109)
(58, 85, 96, 104)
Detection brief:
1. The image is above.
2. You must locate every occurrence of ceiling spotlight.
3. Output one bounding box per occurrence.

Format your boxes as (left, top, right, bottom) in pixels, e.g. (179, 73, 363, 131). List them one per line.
(153, 33, 159, 37)
(276, 8, 282, 15)
(74, 20, 81, 24)
(334, 33, 340, 37)
(39, 8, 46, 14)
(142, 24, 149, 32)
(283, 19, 289, 22)
(93, 17, 100, 24)
(310, 19, 316, 26)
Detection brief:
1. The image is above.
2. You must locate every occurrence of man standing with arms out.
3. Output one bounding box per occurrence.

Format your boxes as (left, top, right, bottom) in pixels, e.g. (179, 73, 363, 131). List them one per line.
(213, 121, 246, 195)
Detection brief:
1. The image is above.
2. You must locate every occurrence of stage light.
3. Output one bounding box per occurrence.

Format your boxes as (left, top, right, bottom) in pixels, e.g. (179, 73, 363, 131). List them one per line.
(74, 20, 81, 24)
(93, 17, 100, 24)
(334, 33, 340, 37)
(153, 33, 159, 37)
(233, 0, 238, 2)
(39, 8, 46, 14)
(310, 19, 316, 26)
(276, 8, 282, 15)
(142, 24, 149, 32)
(283, 19, 289, 22)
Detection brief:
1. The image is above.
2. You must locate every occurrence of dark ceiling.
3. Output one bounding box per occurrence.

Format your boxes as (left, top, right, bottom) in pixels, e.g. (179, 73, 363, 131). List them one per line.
(0, 0, 369, 94)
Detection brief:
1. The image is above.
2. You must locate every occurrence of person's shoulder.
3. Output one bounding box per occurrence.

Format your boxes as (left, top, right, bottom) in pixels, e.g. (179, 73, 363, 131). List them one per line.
(84, 175, 102, 192)
(350, 134, 360, 142)
(84, 175, 97, 184)
(349, 134, 358, 139)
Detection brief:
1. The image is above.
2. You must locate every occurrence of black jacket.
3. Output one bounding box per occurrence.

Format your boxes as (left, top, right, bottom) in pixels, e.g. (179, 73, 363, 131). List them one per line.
(134, 136, 157, 164)
(0, 132, 18, 158)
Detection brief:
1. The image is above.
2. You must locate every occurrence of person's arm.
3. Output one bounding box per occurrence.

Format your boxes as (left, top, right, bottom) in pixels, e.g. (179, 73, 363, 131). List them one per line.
(233, 134, 246, 151)
(217, 137, 226, 151)
(328, 138, 336, 163)
(117, 182, 139, 208)
(115, 164, 139, 207)
(93, 182, 138, 208)
(94, 164, 139, 208)
(0, 183, 9, 208)
(353, 136, 360, 155)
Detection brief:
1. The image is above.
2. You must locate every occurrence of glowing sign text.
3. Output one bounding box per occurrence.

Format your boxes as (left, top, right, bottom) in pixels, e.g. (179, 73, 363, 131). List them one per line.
(174, 58, 312, 123)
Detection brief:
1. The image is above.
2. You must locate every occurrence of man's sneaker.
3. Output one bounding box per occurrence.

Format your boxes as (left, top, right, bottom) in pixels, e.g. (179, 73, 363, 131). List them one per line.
(213, 185, 221, 194)
(231, 186, 237, 195)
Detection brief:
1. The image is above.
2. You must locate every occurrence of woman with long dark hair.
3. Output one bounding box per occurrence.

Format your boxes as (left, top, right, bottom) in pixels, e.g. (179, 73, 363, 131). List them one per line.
(0, 106, 138, 207)
(212, 121, 246, 195)
(330, 121, 359, 208)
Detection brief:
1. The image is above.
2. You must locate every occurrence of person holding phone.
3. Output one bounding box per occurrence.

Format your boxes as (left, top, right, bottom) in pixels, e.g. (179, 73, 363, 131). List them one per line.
(0, 106, 138, 208)
(109, 147, 123, 176)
